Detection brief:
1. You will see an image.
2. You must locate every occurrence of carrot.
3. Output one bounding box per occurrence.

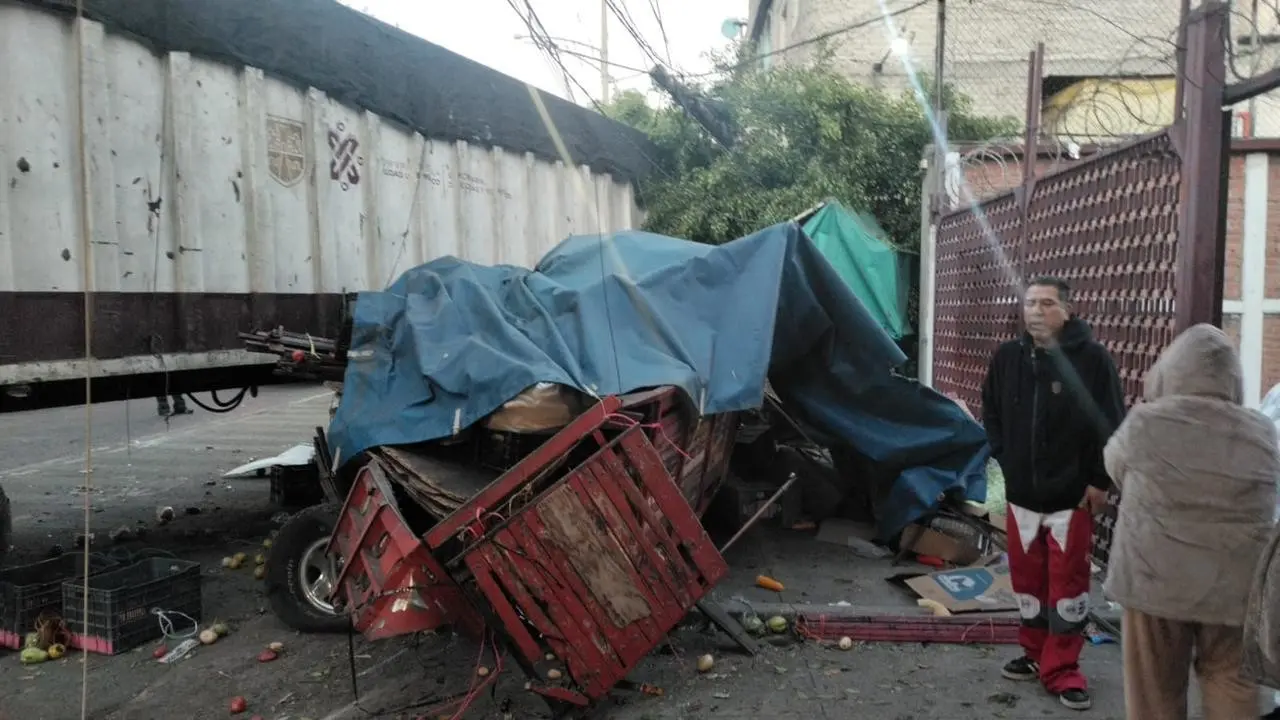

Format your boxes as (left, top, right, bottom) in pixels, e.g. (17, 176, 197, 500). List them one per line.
(755, 575, 785, 592)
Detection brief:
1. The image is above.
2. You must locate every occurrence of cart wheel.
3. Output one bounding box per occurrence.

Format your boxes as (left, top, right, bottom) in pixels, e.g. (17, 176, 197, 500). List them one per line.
(265, 503, 348, 633)
(0, 482, 10, 567)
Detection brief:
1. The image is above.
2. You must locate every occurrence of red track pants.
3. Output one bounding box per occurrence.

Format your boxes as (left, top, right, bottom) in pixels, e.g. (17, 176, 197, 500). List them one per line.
(1005, 506, 1093, 693)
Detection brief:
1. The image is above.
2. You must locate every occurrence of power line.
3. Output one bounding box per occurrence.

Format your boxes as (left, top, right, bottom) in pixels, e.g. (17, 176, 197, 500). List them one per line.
(551, 45, 652, 75)
(690, 0, 933, 77)
(647, 0, 674, 66)
(606, 0, 667, 69)
(507, 0, 579, 101)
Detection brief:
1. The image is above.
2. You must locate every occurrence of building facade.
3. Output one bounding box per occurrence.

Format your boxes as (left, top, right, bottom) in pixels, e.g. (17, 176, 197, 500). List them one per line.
(747, 0, 1276, 141)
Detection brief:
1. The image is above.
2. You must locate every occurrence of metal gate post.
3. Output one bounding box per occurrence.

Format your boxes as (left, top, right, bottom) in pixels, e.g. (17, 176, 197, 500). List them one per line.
(1175, 1, 1228, 331)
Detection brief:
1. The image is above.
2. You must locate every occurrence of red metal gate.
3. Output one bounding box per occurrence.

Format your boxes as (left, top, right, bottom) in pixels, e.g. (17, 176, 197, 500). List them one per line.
(929, 5, 1229, 570)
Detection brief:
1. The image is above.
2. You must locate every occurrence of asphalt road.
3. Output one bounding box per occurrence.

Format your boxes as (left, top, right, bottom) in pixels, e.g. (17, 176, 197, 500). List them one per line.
(0, 384, 331, 560)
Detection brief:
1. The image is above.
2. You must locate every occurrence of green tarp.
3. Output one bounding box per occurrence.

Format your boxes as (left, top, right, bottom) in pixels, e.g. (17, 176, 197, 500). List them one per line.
(802, 202, 912, 341)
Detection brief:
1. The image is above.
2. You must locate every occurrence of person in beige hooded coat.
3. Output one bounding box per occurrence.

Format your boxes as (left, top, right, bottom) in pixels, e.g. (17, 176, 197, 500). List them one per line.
(1103, 323, 1280, 720)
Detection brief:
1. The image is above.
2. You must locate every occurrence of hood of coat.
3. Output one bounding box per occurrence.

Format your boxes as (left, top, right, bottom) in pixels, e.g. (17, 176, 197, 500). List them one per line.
(1144, 323, 1243, 404)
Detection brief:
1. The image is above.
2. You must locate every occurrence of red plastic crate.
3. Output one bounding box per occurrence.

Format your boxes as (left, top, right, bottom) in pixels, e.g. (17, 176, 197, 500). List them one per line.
(327, 462, 482, 640)
(456, 425, 729, 707)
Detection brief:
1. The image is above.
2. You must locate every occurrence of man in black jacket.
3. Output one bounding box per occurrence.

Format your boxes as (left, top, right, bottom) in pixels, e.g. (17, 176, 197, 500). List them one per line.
(981, 276, 1125, 712)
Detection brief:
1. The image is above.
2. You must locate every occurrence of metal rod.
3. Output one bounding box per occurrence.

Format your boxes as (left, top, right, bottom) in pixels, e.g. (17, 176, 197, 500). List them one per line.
(1173, 0, 1191, 119)
(716, 396, 818, 555)
(718, 472, 799, 555)
(933, 0, 946, 117)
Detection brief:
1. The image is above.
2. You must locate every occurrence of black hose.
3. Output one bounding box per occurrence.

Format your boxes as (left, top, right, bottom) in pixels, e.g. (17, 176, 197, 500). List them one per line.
(185, 387, 250, 413)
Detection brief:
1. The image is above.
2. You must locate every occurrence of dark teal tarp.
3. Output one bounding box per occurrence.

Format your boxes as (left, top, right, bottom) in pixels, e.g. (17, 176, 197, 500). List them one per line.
(328, 223, 988, 538)
(802, 202, 912, 341)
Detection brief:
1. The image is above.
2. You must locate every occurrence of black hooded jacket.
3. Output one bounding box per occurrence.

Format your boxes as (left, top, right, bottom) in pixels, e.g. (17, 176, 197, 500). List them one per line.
(981, 317, 1126, 514)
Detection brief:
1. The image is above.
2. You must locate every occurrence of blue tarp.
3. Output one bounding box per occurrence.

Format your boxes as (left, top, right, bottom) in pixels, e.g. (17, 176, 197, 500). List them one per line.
(329, 223, 989, 539)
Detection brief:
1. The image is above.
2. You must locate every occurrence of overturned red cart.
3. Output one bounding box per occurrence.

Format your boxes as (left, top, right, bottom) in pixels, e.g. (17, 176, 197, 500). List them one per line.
(325, 387, 740, 711)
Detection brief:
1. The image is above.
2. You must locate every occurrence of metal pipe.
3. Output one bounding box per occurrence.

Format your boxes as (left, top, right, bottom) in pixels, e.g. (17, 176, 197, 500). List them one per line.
(718, 472, 799, 555)
(933, 0, 946, 118)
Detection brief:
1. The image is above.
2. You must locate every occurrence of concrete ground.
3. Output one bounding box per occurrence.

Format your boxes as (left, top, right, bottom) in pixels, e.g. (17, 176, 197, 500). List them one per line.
(0, 385, 1135, 719)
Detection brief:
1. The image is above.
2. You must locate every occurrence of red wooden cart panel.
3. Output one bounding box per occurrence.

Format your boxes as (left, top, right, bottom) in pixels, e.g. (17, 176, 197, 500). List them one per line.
(459, 425, 728, 704)
(327, 463, 482, 640)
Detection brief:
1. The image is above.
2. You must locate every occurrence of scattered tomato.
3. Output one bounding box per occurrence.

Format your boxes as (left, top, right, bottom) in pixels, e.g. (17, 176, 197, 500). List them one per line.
(229, 696, 247, 714)
(256, 649, 278, 663)
(152, 644, 168, 660)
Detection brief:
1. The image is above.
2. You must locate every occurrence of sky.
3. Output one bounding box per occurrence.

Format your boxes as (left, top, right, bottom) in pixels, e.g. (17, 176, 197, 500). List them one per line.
(342, 0, 747, 105)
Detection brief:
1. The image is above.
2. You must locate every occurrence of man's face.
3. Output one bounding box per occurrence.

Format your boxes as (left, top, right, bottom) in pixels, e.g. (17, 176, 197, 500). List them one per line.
(1023, 284, 1068, 341)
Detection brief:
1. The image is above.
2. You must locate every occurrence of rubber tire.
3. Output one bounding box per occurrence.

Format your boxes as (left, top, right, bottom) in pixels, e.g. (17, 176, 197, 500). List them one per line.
(0, 482, 10, 567)
(265, 503, 348, 633)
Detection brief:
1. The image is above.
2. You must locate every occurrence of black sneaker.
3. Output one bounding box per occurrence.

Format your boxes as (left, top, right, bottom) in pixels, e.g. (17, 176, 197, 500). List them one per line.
(1059, 689, 1091, 711)
(1001, 656, 1040, 681)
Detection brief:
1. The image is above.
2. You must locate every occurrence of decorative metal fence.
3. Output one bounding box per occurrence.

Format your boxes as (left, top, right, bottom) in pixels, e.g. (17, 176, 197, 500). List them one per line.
(929, 4, 1230, 572)
(933, 130, 1182, 416)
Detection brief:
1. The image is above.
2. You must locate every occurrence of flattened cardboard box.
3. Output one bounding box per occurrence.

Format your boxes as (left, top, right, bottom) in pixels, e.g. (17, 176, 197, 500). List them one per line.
(904, 561, 1017, 613)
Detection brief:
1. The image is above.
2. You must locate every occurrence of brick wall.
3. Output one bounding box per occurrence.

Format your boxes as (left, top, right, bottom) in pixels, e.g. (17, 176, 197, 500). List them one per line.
(1223, 151, 1280, 399)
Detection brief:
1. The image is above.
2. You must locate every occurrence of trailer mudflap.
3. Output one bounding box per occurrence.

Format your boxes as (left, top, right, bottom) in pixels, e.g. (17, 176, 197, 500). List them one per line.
(327, 463, 482, 640)
(454, 424, 728, 705)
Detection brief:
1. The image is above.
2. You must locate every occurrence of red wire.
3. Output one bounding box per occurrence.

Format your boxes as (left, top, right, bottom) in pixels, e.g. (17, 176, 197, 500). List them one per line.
(446, 630, 504, 720)
(604, 412, 693, 459)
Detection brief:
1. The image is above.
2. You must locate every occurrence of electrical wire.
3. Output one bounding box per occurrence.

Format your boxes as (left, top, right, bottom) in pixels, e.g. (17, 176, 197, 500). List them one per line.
(647, 0, 674, 66)
(72, 0, 94, 716)
(606, 0, 666, 69)
(692, 0, 932, 77)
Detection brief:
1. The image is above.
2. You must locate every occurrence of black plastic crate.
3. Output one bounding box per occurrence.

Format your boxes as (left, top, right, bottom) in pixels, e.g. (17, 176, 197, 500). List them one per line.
(0, 553, 118, 649)
(63, 558, 202, 655)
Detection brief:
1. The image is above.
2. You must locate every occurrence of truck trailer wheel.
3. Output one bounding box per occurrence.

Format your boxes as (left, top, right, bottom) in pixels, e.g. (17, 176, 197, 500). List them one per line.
(0, 483, 10, 566)
(265, 504, 348, 633)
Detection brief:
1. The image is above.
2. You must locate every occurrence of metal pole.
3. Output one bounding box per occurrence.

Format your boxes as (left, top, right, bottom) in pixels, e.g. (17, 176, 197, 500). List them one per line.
(1173, 0, 1191, 121)
(601, 0, 610, 104)
(933, 0, 946, 118)
(1249, 0, 1260, 134)
(719, 473, 799, 555)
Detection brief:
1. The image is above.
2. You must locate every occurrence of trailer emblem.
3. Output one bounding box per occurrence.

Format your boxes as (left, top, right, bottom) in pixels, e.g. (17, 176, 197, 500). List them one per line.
(328, 122, 363, 191)
(266, 116, 307, 187)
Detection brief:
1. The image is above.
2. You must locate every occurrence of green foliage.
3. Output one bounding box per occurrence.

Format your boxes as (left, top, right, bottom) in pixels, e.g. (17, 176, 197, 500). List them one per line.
(604, 62, 1018, 249)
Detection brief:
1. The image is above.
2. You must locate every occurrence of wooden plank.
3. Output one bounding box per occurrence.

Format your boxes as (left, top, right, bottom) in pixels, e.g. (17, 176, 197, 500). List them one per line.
(514, 506, 650, 679)
(476, 537, 594, 678)
(619, 431, 728, 588)
(581, 456, 694, 611)
(464, 548, 546, 664)
(697, 599, 759, 656)
(503, 515, 623, 698)
(535, 484, 653, 628)
(570, 468, 678, 641)
(594, 436, 698, 596)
